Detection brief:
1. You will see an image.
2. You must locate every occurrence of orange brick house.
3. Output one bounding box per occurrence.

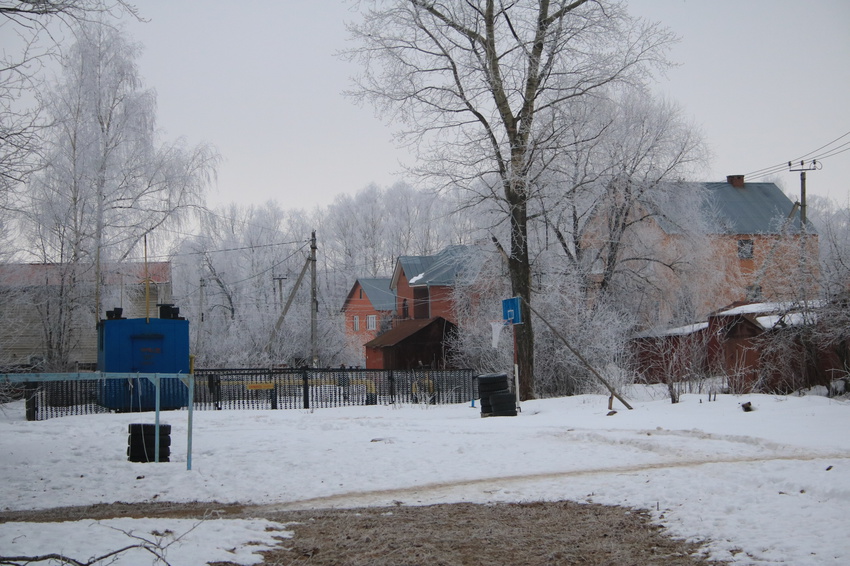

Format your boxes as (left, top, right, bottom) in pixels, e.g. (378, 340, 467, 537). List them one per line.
(341, 278, 395, 357)
(592, 175, 820, 325)
(627, 175, 829, 391)
(695, 175, 819, 308)
(343, 246, 473, 370)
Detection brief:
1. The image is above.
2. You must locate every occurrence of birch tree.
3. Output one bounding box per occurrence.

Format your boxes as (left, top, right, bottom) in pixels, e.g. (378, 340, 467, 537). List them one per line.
(0, 1, 138, 204)
(15, 22, 217, 369)
(345, 0, 676, 399)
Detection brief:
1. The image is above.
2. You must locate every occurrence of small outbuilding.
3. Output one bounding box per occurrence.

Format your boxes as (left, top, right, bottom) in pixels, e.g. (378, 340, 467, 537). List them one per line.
(363, 317, 457, 370)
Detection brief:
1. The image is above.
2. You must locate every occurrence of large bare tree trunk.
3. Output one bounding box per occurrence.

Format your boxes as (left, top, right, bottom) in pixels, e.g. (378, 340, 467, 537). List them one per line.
(507, 189, 535, 400)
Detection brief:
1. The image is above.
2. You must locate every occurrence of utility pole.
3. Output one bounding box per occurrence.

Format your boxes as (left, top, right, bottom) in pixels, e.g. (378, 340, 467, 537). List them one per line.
(272, 275, 287, 310)
(788, 160, 820, 305)
(788, 160, 820, 232)
(310, 230, 318, 368)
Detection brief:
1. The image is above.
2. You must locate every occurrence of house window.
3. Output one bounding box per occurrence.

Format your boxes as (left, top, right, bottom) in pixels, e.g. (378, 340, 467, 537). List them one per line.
(746, 285, 763, 301)
(367, 315, 377, 330)
(353, 315, 360, 332)
(737, 239, 754, 259)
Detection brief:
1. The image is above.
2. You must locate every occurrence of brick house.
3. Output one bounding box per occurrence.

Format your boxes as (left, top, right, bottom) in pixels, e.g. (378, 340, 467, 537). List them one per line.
(585, 175, 819, 325)
(341, 278, 395, 356)
(345, 246, 473, 370)
(695, 175, 819, 307)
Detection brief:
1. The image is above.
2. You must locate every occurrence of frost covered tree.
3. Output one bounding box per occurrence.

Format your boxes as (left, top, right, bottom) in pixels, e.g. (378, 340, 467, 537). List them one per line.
(13, 22, 217, 369)
(172, 204, 313, 367)
(0, 0, 138, 205)
(345, 0, 678, 400)
(534, 87, 707, 327)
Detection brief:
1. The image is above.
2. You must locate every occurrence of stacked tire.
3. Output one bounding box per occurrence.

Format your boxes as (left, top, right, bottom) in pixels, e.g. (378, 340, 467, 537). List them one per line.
(477, 373, 517, 417)
(488, 390, 518, 417)
(128, 423, 171, 462)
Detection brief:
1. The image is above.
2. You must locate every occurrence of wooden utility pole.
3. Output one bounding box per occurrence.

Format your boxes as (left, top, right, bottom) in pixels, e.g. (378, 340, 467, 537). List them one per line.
(310, 230, 318, 368)
(788, 160, 819, 304)
(272, 275, 287, 310)
(788, 160, 820, 231)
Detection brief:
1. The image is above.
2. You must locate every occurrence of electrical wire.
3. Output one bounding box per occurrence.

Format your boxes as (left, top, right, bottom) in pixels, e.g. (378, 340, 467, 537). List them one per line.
(744, 130, 850, 180)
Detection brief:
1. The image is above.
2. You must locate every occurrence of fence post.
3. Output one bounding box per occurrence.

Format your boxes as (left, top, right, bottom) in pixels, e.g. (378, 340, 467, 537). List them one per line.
(24, 382, 38, 421)
(301, 370, 309, 409)
(388, 370, 395, 404)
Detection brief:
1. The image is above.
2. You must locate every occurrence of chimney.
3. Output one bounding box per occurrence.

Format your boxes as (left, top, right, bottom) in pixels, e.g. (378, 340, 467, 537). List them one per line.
(726, 174, 745, 188)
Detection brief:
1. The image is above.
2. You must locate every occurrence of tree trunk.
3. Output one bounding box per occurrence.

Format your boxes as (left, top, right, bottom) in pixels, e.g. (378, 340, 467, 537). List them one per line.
(507, 184, 535, 401)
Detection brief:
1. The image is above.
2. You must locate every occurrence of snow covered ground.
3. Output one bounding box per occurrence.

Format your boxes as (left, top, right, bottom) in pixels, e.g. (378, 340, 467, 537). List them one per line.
(1, 390, 848, 565)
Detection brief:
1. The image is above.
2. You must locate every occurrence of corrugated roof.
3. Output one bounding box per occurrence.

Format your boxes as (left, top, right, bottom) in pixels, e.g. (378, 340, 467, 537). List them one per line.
(358, 278, 396, 312)
(656, 181, 815, 235)
(704, 181, 812, 234)
(396, 255, 434, 287)
(683, 181, 814, 235)
(396, 245, 475, 288)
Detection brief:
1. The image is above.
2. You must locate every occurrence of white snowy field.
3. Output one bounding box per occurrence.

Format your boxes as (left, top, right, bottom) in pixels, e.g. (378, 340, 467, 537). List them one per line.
(1, 391, 849, 565)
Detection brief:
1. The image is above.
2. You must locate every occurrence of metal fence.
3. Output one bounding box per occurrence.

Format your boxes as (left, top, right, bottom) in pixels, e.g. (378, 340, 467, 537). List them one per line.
(10, 368, 477, 420)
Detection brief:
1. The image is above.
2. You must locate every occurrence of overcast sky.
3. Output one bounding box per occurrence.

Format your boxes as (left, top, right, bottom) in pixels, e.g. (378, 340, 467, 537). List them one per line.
(111, 1, 849, 211)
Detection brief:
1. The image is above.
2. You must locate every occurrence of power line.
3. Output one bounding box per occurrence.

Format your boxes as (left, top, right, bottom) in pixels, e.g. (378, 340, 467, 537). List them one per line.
(744, 130, 850, 180)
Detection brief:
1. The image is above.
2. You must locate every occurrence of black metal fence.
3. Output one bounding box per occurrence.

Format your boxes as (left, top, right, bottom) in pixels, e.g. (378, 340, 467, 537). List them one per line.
(13, 368, 477, 420)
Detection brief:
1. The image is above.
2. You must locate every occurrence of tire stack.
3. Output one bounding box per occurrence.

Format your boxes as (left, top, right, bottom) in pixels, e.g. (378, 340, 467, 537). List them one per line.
(477, 373, 517, 417)
(128, 423, 171, 463)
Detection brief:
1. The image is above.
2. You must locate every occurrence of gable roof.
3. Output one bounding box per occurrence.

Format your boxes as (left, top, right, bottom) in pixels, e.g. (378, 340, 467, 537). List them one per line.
(391, 245, 476, 289)
(702, 181, 812, 235)
(656, 180, 815, 236)
(341, 278, 395, 313)
(358, 278, 396, 312)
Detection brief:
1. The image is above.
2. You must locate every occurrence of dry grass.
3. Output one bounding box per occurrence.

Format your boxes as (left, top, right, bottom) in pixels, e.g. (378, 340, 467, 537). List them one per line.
(1, 500, 726, 566)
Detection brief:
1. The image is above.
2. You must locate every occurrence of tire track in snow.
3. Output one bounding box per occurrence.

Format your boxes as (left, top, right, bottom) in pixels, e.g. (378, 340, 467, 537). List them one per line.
(261, 451, 850, 512)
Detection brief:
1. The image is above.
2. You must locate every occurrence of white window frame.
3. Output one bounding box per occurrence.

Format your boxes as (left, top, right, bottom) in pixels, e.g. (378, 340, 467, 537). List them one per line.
(367, 315, 377, 331)
(353, 315, 360, 332)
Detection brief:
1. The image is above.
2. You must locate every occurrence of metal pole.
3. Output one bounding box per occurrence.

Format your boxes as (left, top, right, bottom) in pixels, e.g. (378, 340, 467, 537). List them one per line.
(512, 322, 521, 412)
(154, 374, 161, 463)
(187, 374, 193, 471)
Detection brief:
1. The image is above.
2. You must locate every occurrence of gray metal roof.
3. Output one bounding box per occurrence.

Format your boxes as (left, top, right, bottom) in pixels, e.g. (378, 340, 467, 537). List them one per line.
(698, 181, 815, 235)
(399, 245, 475, 287)
(358, 278, 396, 312)
(396, 255, 435, 286)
